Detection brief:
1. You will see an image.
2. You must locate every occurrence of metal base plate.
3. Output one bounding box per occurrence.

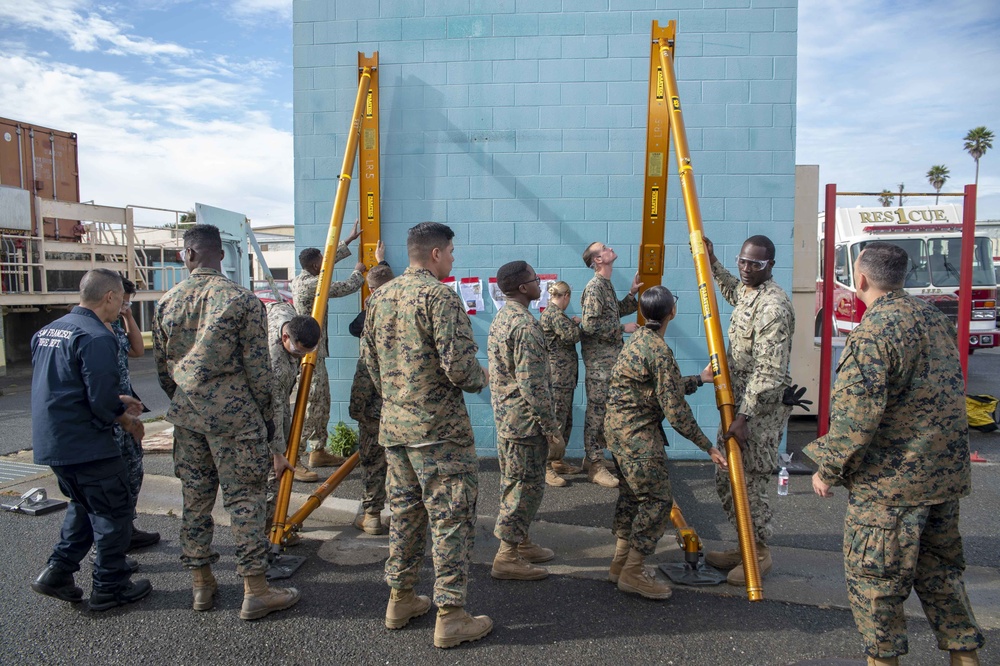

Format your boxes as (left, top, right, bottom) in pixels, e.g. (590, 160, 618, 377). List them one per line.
(266, 554, 307, 580)
(1, 498, 68, 516)
(659, 561, 728, 586)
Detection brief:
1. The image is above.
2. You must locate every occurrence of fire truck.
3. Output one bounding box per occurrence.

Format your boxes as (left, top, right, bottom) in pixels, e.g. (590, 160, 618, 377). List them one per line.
(816, 204, 999, 349)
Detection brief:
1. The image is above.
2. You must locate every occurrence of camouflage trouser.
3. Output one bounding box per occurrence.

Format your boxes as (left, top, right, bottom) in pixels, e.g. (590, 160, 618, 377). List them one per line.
(715, 401, 791, 545)
(494, 435, 548, 544)
(611, 453, 673, 556)
(173, 425, 271, 576)
(113, 423, 144, 519)
(301, 356, 330, 451)
(844, 496, 985, 658)
(549, 386, 575, 462)
(582, 345, 619, 463)
(384, 441, 478, 608)
(358, 416, 387, 514)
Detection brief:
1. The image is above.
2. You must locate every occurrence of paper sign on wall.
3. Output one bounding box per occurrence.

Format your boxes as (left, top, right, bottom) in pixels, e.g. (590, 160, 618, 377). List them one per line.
(531, 273, 558, 311)
(488, 277, 505, 311)
(459, 277, 484, 315)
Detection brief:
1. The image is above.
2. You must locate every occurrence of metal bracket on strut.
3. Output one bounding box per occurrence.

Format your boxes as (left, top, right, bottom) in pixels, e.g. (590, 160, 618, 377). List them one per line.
(1, 487, 68, 516)
(266, 543, 307, 580)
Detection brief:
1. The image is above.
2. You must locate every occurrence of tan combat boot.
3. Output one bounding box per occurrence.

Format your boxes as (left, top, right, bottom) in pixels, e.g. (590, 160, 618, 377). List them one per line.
(239, 574, 301, 620)
(704, 546, 741, 570)
(354, 511, 387, 535)
(587, 459, 619, 488)
(491, 540, 548, 580)
(617, 549, 672, 600)
(550, 459, 582, 475)
(518, 536, 554, 563)
(293, 462, 319, 482)
(384, 588, 431, 629)
(866, 657, 899, 666)
(545, 467, 567, 487)
(608, 538, 630, 584)
(308, 449, 345, 468)
(191, 564, 217, 611)
(950, 649, 981, 666)
(434, 606, 493, 649)
(727, 543, 772, 586)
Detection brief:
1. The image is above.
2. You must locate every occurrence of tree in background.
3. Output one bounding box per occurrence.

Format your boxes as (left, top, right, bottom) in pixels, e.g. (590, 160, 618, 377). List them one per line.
(878, 189, 894, 207)
(963, 126, 994, 189)
(896, 182, 906, 207)
(926, 165, 950, 204)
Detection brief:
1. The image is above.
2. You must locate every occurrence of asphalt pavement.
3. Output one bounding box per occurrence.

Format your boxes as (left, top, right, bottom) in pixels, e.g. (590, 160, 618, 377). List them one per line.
(1, 352, 998, 665)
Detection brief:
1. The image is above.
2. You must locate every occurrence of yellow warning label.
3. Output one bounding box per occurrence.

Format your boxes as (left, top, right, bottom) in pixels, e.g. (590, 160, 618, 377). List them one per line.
(656, 69, 664, 99)
(650, 187, 659, 218)
(366, 91, 373, 117)
(648, 152, 664, 178)
(699, 282, 711, 316)
(671, 96, 680, 111)
(367, 192, 375, 220)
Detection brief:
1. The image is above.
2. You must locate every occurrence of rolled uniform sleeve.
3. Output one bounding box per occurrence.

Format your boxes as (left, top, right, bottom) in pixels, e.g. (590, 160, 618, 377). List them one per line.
(740, 311, 794, 417)
(153, 303, 177, 400)
(513, 325, 560, 438)
(242, 298, 274, 426)
(432, 290, 486, 394)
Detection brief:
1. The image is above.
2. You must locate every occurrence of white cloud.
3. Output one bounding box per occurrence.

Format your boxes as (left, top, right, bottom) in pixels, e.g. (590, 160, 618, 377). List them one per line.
(227, 0, 292, 21)
(797, 0, 1000, 218)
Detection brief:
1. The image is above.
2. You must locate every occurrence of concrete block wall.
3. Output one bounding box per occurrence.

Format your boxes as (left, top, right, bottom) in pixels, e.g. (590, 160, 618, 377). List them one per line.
(293, 0, 797, 459)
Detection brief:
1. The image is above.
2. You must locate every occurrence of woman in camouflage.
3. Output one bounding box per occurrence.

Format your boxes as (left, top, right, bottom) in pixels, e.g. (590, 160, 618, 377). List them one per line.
(605, 286, 725, 600)
(539, 280, 582, 487)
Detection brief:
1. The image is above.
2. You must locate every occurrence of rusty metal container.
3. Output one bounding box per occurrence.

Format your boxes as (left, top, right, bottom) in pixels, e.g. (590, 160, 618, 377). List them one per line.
(0, 117, 80, 237)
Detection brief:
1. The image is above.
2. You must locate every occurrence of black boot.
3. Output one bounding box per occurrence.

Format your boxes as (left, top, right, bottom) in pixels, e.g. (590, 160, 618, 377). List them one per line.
(31, 565, 83, 603)
(89, 579, 153, 611)
(128, 526, 161, 551)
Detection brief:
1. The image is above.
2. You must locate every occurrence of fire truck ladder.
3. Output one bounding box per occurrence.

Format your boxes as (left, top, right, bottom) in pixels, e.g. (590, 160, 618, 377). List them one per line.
(268, 52, 380, 578)
(645, 20, 762, 600)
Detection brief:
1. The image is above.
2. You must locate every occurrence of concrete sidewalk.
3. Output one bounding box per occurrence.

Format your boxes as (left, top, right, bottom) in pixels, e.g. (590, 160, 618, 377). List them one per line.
(4, 421, 998, 632)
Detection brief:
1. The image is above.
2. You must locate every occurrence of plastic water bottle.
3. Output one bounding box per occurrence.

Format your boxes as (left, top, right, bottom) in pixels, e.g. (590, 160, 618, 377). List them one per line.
(777, 466, 789, 496)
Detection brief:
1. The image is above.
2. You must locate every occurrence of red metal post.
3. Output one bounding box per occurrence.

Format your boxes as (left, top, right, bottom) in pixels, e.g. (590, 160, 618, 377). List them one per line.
(817, 184, 837, 436)
(957, 184, 977, 383)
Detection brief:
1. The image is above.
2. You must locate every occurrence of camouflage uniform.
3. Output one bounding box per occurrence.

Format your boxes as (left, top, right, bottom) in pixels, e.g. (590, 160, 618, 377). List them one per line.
(606, 328, 712, 555)
(361, 267, 487, 608)
(540, 302, 581, 450)
(580, 273, 637, 463)
(154, 267, 275, 576)
(711, 260, 794, 545)
(291, 242, 363, 451)
(804, 290, 984, 659)
(348, 348, 387, 515)
(111, 320, 143, 518)
(264, 301, 300, 517)
(488, 301, 561, 544)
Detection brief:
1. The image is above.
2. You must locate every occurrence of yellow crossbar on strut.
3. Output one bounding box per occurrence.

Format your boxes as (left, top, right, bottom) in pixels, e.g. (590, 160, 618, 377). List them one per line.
(270, 53, 378, 550)
(652, 20, 763, 601)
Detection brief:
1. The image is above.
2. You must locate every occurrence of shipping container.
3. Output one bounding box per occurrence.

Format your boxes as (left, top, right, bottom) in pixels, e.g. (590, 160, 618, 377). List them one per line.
(0, 117, 80, 237)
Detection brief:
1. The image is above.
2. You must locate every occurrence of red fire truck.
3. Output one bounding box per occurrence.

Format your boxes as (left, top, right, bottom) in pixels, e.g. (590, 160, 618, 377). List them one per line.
(816, 204, 999, 349)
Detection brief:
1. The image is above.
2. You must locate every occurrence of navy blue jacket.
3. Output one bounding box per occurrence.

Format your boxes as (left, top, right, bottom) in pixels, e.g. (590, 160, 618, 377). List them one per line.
(31, 306, 126, 466)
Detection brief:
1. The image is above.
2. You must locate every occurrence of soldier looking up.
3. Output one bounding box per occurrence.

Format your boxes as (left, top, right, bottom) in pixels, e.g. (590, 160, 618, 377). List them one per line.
(701, 234, 794, 586)
(805, 242, 984, 666)
(361, 221, 493, 649)
(487, 261, 565, 582)
(579, 241, 643, 488)
(154, 224, 299, 620)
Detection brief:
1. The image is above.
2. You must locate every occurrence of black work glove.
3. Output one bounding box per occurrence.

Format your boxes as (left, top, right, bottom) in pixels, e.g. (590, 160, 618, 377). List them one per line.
(782, 384, 812, 411)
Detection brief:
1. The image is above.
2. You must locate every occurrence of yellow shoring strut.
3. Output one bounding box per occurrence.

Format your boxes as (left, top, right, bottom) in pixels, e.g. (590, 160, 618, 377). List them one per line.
(655, 20, 763, 601)
(270, 58, 374, 548)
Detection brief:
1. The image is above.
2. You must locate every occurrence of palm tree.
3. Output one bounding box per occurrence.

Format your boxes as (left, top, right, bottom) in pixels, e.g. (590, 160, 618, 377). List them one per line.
(963, 126, 994, 188)
(878, 189, 894, 207)
(926, 165, 950, 204)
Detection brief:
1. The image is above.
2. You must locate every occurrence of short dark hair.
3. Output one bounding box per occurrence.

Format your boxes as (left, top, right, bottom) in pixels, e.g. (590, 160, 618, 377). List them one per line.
(639, 285, 676, 332)
(496, 261, 532, 295)
(183, 224, 223, 254)
(583, 242, 603, 269)
(299, 247, 322, 266)
(858, 242, 907, 290)
(744, 235, 776, 261)
(285, 315, 322, 349)
(121, 277, 137, 295)
(79, 268, 124, 304)
(367, 264, 395, 291)
(407, 222, 454, 261)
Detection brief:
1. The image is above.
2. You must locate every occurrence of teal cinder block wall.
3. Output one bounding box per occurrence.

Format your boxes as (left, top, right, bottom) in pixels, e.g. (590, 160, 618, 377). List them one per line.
(292, 0, 798, 459)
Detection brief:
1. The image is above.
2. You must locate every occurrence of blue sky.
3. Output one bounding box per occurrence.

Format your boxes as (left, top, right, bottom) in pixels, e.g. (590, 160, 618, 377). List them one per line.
(1, 0, 998, 227)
